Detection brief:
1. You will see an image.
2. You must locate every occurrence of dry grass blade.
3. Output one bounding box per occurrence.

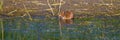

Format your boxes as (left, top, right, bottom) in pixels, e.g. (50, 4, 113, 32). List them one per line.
(58, 0, 63, 15)
(47, 0, 55, 15)
(7, 9, 17, 15)
(23, 4, 33, 20)
(44, 8, 55, 11)
(31, 1, 46, 5)
(51, 1, 65, 6)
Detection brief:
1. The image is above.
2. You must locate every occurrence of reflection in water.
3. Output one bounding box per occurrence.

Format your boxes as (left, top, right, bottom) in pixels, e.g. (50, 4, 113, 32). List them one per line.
(59, 19, 73, 25)
(1, 16, 120, 40)
(59, 18, 74, 39)
(59, 18, 73, 40)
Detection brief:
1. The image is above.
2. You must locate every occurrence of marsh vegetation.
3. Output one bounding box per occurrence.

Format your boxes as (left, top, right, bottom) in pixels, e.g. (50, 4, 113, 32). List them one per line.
(0, 0, 120, 40)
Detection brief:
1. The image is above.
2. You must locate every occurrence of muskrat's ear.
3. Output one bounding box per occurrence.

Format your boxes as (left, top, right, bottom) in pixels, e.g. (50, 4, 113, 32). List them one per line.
(62, 11, 64, 14)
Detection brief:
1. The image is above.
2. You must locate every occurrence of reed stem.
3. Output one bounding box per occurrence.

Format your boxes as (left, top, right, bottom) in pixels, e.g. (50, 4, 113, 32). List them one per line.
(58, 0, 62, 15)
(47, 0, 55, 15)
(0, 19, 4, 40)
(23, 4, 33, 20)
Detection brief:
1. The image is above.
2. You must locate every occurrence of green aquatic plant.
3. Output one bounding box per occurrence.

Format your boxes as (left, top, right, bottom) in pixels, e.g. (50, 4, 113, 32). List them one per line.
(0, 19, 4, 40)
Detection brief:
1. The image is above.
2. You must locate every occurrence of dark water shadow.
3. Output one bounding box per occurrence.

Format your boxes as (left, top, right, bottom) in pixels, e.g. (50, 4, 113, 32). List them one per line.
(58, 18, 74, 39)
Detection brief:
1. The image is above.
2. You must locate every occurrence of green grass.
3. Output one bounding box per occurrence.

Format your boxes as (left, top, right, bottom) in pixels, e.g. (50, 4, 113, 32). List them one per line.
(0, 19, 4, 40)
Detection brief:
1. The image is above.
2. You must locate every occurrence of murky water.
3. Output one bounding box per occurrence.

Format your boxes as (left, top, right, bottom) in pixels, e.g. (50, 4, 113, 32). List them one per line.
(0, 16, 120, 40)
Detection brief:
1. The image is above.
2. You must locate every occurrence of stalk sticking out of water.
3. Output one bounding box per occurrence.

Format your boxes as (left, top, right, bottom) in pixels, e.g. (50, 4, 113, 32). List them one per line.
(23, 4, 33, 20)
(59, 20, 63, 40)
(47, 0, 55, 16)
(58, 0, 62, 15)
(58, 0, 63, 39)
(0, 19, 4, 40)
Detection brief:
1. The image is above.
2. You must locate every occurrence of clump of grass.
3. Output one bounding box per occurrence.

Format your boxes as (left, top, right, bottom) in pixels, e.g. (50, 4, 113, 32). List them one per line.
(46, 0, 65, 16)
(23, 4, 33, 21)
(0, 0, 3, 11)
(47, 0, 55, 16)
